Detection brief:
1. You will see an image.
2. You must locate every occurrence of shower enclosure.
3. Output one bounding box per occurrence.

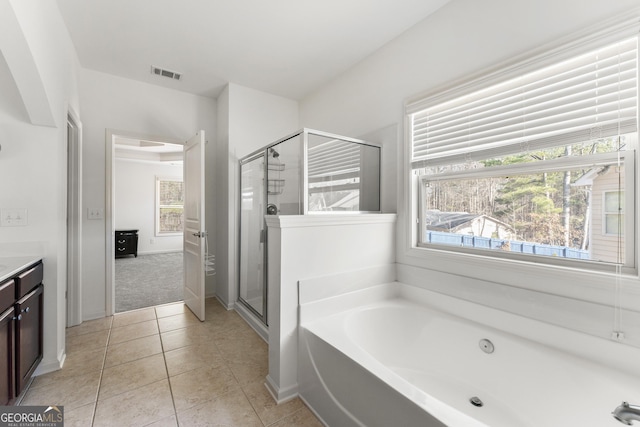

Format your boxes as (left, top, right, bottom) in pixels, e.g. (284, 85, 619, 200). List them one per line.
(238, 129, 382, 324)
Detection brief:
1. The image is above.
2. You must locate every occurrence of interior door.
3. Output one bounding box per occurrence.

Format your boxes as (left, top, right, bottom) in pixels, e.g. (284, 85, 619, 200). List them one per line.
(183, 131, 206, 320)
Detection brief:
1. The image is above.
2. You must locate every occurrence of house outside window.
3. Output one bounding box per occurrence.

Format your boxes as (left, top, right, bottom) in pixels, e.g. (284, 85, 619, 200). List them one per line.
(604, 190, 624, 236)
(156, 177, 184, 235)
(407, 33, 638, 272)
(573, 166, 627, 264)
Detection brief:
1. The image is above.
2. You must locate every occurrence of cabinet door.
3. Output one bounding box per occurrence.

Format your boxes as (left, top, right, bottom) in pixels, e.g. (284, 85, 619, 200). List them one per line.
(15, 285, 43, 395)
(0, 307, 15, 405)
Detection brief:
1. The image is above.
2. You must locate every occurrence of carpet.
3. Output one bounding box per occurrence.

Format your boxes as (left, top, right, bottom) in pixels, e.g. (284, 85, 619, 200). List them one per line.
(115, 252, 183, 313)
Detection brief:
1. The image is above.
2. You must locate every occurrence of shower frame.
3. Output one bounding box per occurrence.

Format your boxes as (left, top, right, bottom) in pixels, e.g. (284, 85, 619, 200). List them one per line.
(237, 128, 382, 325)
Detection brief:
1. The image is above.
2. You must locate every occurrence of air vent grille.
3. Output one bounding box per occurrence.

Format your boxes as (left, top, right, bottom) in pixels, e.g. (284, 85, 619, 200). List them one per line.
(151, 66, 182, 81)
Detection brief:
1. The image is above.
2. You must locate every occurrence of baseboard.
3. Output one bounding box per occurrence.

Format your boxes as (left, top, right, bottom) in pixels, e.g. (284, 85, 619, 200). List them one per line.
(82, 310, 107, 321)
(215, 294, 233, 310)
(137, 249, 182, 255)
(265, 375, 299, 404)
(34, 349, 65, 376)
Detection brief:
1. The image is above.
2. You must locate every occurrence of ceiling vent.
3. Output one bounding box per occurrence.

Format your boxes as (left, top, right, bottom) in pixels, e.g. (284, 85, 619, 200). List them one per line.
(151, 66, 182, 81)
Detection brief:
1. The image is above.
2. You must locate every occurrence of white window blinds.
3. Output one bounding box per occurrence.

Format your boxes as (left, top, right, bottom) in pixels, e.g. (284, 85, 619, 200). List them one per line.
(410, 36, 638, 169)
(307, 137, 362, 180)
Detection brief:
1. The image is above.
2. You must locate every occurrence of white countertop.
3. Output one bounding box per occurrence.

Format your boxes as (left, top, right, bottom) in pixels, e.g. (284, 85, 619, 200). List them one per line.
(0, 256, 42, 283)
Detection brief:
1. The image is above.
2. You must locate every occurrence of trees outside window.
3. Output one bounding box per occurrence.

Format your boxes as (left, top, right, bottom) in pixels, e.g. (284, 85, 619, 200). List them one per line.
(157, 177, 184, 234)
(419, 138, 631, 263)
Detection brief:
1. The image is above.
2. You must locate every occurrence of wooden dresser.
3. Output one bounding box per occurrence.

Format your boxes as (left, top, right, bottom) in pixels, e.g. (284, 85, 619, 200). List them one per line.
(115, 230, 139, 258)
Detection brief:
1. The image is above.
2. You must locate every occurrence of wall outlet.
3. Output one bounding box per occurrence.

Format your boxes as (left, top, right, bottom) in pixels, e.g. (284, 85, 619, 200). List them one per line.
(87, 208, 103, 220)
(1, 208, 28, 226)
(150, 238, 155, 244)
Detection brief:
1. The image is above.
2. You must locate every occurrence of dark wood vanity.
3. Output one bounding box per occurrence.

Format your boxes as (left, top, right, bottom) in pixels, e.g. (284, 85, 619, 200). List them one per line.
(0, 260, 43, 405)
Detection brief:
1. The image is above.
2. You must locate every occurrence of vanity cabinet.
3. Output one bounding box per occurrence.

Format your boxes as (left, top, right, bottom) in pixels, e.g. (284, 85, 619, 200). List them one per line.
(0, 260, 43, 403)
(115, 230, 138, 258)
(0, 279, 15, 405)
(15, 284, 43, 395)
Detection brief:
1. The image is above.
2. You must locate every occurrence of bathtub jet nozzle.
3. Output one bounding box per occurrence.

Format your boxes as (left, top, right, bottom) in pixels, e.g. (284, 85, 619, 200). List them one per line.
(613, 402, 640, 425)
(469, 396, 484, 408)
(479, 339, 494, 354)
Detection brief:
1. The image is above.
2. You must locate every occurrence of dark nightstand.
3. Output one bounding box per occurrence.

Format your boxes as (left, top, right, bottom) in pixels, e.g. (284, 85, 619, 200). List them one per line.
(115, 230, 139, 257)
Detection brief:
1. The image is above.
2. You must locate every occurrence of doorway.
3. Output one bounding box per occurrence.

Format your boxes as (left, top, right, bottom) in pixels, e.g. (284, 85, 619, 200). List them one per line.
(106, 130, 185, 314)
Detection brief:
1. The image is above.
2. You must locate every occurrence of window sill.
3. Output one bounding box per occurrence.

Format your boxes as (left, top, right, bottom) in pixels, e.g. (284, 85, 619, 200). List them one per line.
(402, 245, 640, 311)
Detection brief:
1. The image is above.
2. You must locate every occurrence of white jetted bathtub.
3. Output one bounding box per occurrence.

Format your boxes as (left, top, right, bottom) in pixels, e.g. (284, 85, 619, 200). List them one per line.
(298, 282, 640, 427)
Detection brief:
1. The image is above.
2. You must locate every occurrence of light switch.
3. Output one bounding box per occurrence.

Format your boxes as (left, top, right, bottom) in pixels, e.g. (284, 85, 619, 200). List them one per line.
(1, 208, 28, 226)
(87, 208, 104, 220)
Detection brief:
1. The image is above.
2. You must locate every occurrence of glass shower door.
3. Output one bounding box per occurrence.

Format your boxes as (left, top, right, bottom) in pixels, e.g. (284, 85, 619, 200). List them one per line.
(239, 154, 266, 320)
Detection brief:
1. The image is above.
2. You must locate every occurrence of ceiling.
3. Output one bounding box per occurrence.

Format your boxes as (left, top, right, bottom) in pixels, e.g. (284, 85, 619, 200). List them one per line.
(114, 136, 183, 163)
(55, 0, 450, 100)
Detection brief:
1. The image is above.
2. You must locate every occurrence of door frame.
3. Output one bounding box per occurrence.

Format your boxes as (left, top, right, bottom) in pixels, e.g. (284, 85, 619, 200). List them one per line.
(66, 109, 83, 327)
(105, 129, 184, 315)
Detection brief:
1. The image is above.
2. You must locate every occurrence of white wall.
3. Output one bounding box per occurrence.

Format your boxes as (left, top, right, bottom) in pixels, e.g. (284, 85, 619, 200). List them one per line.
(300, 0, 639, 137)
(215, 83, 299, 308)
(265, 214, 397, 401)
(0, 0, 81, 373)
(79, 68, 216, 319)
(359, 124, 398, 214)
(114, 159, 183, 254)
(298, 0, 640, 345)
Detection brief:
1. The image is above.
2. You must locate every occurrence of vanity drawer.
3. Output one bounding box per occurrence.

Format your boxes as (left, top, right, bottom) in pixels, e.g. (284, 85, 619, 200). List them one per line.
(15, 263, 43, 300)
(0, 280, 15, 313)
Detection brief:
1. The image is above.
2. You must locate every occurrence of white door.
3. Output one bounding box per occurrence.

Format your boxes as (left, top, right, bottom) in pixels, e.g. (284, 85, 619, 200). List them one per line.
(183, 131, 206, 320)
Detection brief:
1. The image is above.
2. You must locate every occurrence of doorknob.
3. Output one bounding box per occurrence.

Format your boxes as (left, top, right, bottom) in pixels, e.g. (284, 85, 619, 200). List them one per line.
(192, 231, 207, 238)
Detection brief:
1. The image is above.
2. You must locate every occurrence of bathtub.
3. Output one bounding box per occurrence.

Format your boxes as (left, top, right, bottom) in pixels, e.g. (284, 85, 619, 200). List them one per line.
(298, 282, 640, 427)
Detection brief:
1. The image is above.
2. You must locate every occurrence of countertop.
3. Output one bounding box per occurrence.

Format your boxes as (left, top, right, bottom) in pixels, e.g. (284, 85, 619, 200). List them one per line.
(0, 256, 42, 283)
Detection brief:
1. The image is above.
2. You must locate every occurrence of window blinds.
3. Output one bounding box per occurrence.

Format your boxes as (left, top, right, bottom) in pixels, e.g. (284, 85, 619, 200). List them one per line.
(307, 137, 361, 181)
(410, 36, 638, 169)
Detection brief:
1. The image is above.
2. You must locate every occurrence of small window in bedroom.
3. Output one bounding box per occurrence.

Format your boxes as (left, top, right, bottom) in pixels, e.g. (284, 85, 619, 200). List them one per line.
(156, 177, 184, 235)
(407, 35, 638, 271)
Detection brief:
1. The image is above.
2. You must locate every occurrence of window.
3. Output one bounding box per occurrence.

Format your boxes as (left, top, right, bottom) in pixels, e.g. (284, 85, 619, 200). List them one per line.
(156, 177, 184, 235)
(407, 34, 638, 271)
(604, 190, 624, 235)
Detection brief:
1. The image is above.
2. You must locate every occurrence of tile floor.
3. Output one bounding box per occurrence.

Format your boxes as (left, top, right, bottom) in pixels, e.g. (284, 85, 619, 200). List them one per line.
(19, 298, 323, 427)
